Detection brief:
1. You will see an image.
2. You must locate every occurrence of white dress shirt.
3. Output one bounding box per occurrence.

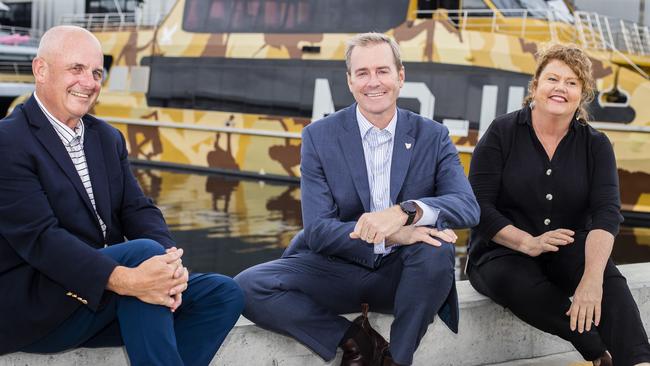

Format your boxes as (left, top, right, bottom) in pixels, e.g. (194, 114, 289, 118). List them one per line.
(34, 92, 107, 239)
(356, 106, 439, 254)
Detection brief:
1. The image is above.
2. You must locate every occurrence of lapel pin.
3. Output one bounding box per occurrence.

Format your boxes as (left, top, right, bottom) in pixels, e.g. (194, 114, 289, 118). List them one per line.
(405, 143, 412, 150)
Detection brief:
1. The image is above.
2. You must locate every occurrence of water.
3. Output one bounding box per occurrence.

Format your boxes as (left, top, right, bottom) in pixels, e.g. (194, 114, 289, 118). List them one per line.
(134, 166, 650, 280)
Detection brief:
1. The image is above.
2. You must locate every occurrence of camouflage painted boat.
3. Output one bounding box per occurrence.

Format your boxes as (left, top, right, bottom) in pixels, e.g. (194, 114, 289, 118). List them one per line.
(10, 0, 650, 222)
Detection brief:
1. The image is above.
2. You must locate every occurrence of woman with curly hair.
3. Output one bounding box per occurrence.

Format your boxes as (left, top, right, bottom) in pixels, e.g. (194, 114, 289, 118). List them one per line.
(467, 43, 650, 365)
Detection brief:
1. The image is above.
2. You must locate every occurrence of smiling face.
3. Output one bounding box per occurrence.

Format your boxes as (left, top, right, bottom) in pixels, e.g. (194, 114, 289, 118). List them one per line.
(531, 59, 582, 120)
(33, 27, 103, 128)
(347, 42, 404, 127)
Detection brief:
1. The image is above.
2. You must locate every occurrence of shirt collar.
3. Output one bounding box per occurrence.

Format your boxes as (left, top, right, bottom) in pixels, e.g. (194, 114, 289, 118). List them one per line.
(34, 92, 85, 145)
(522, 104, 580, 131)
(356, 105, 397, 139)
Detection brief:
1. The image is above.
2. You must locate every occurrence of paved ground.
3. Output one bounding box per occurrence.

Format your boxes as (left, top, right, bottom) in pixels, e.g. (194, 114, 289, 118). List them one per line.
(488, 351, 591, 366)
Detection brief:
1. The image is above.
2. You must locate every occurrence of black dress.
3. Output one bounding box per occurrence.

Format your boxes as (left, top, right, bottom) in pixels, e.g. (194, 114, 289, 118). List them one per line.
(467, 106, 650, 364)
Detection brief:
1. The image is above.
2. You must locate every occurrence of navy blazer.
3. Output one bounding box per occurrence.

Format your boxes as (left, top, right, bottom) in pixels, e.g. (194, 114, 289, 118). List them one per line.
(0, 96, 174, 354)
(284, 104, 479, 332)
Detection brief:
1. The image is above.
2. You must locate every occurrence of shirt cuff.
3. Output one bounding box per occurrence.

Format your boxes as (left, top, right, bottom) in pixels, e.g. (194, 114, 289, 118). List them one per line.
(412, 200, 440, 227)
(374, 240, 390, 254)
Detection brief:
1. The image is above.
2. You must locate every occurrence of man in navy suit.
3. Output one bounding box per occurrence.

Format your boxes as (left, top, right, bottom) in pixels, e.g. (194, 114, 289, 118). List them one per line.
(235, 33, 479, 366)
(0, 26, 243, 365)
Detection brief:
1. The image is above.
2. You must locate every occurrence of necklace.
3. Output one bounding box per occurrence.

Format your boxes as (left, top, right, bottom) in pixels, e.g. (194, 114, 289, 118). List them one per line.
(532, 122, 567, 160)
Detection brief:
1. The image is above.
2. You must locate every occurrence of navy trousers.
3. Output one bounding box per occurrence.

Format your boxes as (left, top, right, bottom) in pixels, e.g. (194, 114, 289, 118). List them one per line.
(21, 239, 244, 366)
(234, 242, 455, 365)
(468, 232, 650, 366)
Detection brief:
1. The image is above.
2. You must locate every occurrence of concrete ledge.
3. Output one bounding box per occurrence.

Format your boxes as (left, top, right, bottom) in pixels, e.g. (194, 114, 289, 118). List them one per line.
(2, 263, 649, 366)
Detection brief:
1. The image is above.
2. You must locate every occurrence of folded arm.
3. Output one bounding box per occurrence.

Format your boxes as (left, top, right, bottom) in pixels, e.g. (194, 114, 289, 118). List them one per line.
(469, 124, 574, 255)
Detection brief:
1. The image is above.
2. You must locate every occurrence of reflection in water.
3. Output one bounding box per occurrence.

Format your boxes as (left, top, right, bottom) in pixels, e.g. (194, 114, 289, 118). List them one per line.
(134, 167, 650, 279)
(135, 167, 303, 276)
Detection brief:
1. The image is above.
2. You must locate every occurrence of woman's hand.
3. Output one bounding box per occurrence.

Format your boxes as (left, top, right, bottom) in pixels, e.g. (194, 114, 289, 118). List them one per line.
(567, 276, 603, 333)
(521, 229, 574, 257)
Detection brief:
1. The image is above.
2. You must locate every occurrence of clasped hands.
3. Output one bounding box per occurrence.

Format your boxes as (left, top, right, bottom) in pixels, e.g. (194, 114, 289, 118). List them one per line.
(108, 247, 189, 312)
(348, 205, 457, 246)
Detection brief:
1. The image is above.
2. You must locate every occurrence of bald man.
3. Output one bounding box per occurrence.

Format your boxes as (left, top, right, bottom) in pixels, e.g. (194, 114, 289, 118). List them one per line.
(0, 26, 243, 365)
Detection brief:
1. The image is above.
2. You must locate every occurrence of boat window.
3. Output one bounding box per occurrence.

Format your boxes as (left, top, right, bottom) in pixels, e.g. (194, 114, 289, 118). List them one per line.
(87, 0, 140, 13)
(546, 0, 573, 23)
(417, 0, 462, 18)
(183, 0, 409, 33)
(0, 1, 32, 28)
(145, 56, 534, 127)
(491, 0, 551, 19)
(460, 0, 492, 17)
(462, 0, 489, 11)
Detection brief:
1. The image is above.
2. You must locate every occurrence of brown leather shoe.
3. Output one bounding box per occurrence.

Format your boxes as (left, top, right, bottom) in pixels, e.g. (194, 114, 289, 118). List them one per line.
(593, 352, 613, 366)
(353, 304, 389, 360)
(340, 304, 388, 366)
(381, 352, 402, 366)
(340, 331, 374, 366)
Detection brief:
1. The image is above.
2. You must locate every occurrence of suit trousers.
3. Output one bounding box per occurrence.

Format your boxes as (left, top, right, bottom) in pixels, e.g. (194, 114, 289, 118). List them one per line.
(467, 232, 650, 366)
(21, 239, 244, 366)
(234, 242, 455, 365)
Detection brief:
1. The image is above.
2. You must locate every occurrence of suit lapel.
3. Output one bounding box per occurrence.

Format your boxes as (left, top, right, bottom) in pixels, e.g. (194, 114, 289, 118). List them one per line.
(338, 106, 370, 212)
(390, 109, 415, 204)
(25, 97, 96, 215)
(83, 124, 111, 233)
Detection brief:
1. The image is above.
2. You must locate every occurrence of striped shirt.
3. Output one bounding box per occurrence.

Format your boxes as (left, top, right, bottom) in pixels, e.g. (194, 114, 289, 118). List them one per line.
(34, 93, 107, 239)
(356, 106, 439, 254)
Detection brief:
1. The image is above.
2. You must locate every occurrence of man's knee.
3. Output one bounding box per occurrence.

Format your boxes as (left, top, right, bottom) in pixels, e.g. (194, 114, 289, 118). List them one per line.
(102, 239, 167, 266)
(199, 274, 245, 325)
(120, 239, 166, 266)
(234, 265, 273, 297)
(215, 275, 245, 315)
(402, 243, 454, 282)
(234, 264, 283, 319)
(405, 242, 454, 264)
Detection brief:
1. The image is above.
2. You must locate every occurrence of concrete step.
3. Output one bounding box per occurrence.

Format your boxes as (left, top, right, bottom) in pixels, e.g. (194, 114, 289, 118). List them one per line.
(486, 351, 591, 366)
(1, 263, 649, 366)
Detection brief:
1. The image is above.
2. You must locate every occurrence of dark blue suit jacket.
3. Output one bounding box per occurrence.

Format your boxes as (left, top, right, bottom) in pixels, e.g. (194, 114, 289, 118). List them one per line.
(284, 104, 479, 332)
(0, 96, 174, 354)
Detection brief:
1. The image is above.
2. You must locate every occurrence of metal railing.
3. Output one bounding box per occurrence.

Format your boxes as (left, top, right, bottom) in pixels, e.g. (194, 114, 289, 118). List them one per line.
(415, 8, 650, 56)
(415, 8, 575, 41)
(575, 11, 650, 56)
(59, 12, 163, 32)
(0, 25, 41, 48)
(0, 61, 33, 75)
(415, 8, 650, 79)
(0, 25, 39, 78)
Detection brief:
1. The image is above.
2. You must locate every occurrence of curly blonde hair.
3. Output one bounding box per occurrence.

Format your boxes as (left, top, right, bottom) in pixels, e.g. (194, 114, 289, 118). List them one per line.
(523, 43, 596, 122)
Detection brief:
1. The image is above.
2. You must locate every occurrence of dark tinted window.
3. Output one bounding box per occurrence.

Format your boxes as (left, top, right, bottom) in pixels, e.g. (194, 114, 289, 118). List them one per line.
(144, 56, 534, 127)
(146, 57, 350, 117)
(86, 0, 140, 12)
(462, 0, 489, 10)
(183, 0, 409, 33)
(0, 2, 32, 28)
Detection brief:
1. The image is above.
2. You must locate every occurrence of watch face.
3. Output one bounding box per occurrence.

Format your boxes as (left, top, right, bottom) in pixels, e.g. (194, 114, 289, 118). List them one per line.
(401, 201, 417, 214)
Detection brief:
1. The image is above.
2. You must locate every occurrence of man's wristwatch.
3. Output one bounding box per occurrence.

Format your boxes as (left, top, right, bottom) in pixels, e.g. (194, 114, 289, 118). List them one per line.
(399, 201, 418, 226)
